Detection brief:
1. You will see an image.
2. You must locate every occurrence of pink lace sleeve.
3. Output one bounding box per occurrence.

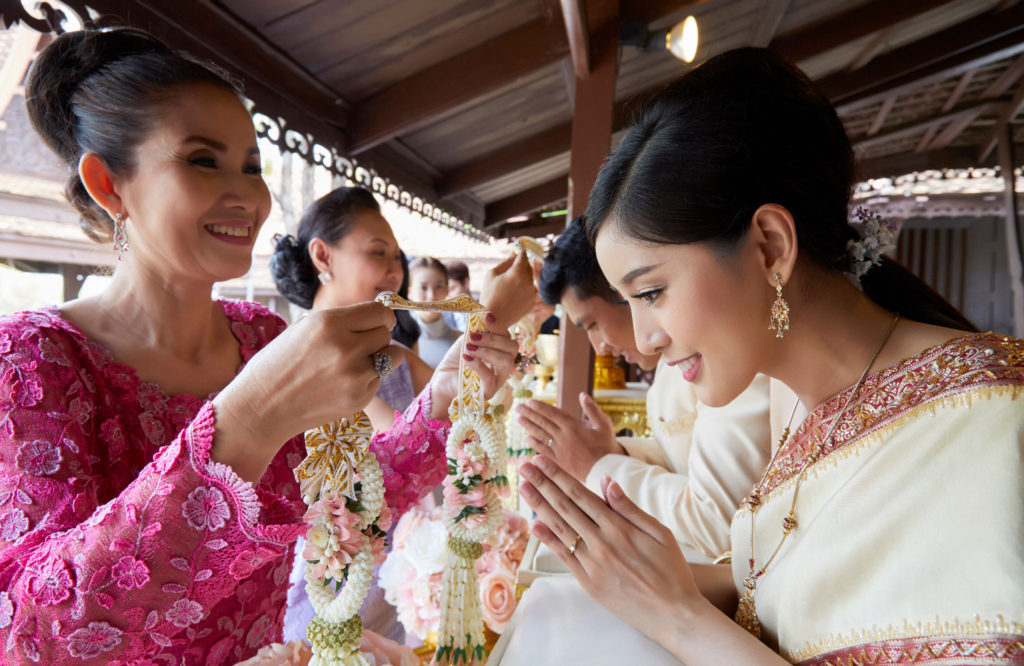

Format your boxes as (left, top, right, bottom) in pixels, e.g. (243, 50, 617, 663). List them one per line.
(369, 386, 450, 521)
(0, 326, 305, 663)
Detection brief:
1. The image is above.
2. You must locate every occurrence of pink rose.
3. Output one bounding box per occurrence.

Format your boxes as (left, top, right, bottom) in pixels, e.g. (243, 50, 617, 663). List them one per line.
(359, 629, 417, 666)
(479, 568, 517, 633)
(377, 503, 393, 533)
(452, 448, 486, 480)
(369, 532, 388, 566)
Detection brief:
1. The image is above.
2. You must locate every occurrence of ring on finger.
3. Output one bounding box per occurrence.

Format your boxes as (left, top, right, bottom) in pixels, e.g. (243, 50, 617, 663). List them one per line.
(569, 534, 582, 555)
(372, 350, 393, 379)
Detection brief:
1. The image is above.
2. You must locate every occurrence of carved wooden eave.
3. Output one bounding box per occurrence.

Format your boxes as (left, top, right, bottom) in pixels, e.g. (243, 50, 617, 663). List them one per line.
(0, 0, 492, 243)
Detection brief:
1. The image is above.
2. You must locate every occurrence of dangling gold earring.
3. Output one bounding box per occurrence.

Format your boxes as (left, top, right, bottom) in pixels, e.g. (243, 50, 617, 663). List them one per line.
(769, 272, 790, 338)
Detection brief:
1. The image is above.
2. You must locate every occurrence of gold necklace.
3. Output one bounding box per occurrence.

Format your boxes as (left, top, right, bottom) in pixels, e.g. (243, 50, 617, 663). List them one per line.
(735, 315, 900, 639)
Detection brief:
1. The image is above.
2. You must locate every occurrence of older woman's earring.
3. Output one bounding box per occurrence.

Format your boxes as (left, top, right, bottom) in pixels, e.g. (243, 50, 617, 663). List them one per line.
(769, 272, 790, 338)
(317, 271, 333, 284)
(113, 212, 129, 261)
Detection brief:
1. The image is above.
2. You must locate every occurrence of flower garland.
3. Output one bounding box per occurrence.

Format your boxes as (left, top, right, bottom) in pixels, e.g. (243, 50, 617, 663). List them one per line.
(379, 506, 530, 639)
(370, 291, 507, 665)
(505, 318, 539, 462)
(295, 413, 389, 666)
(436, 310, 508, 666)
(505, 238, 545, 463)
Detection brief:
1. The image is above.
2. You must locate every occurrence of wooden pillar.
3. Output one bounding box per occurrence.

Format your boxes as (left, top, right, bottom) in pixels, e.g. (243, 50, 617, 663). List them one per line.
(557, 0, 619, 417)
(61, 264, 84, 302)
(997, 122, 1024, 337)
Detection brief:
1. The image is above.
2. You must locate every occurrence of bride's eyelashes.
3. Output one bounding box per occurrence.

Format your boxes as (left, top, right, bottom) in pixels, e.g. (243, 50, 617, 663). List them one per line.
(631, 288, 664, 306)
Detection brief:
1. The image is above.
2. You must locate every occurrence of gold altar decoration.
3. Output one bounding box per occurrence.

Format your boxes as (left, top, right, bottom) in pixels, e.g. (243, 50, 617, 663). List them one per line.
(593, 352, 626, 390)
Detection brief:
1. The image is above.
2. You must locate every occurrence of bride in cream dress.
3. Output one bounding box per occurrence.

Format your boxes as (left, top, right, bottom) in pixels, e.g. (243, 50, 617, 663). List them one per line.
(502, 47, 1024, 665)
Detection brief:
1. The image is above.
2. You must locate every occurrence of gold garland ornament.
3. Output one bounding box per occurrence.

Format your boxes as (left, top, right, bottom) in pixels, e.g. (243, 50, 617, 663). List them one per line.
(294, 291, 502, 665)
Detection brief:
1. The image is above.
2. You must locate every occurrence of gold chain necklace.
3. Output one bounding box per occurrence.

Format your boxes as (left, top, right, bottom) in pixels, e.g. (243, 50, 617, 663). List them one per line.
(735, 315, 899, 638)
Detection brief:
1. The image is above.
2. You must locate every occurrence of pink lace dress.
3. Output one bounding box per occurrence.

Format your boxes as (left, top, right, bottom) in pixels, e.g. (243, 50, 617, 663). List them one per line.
(0, 301, 449, 665)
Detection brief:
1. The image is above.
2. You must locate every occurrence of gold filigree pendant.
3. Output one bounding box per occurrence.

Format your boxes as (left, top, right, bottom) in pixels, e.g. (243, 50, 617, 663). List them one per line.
(735, 576, 761, 639)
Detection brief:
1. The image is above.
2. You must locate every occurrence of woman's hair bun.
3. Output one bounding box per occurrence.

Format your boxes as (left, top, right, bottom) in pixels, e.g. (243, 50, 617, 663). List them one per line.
(25, 28, 167, 162)
(270, 233, 318, 310)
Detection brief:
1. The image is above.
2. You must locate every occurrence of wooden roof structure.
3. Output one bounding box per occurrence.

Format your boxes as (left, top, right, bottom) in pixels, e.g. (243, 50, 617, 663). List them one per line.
(2, 0, 1023, 241)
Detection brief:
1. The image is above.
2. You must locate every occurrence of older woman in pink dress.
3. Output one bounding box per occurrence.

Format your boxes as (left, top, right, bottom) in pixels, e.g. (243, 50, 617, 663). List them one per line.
(0, 27, 518, 664)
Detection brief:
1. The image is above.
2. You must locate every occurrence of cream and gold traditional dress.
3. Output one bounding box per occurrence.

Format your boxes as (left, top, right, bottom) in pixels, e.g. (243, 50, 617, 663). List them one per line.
(732, 332, 1024, 664)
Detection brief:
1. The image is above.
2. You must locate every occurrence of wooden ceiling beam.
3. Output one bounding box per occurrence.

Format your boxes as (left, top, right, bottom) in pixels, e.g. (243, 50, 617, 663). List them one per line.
(927, 107, 987, 152)
(982, 52, 1024, 99)
(82, 0, 349, 145)
(820, 5, 1024, 113)
(439, 94, 638, 198)
(978, 78, 1024, 160)
(450, 1, 1023, 213)
(438, 124, 572, 198)
(914, 125, 940, 154)
(856, 146, 1000, 180)
(750, 0, 792, 48)
(492, 216, 568, 239)
(942, 70, 975, 113)
(484, 177, 568, 227)
(561, 0, 591, 79)
(346, 17, 569, 155)
(769, 0, 959, 64)
(854, 100, 1005, 153)
(620, 0, 709, 26)
(866, 96, 896, 137)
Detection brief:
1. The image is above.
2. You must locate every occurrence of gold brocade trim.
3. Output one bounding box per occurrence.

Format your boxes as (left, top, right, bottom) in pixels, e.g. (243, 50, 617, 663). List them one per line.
(739, 333, 1024, 510)
(787, 615, 1024, 664)
(735, 382, 1024, 514)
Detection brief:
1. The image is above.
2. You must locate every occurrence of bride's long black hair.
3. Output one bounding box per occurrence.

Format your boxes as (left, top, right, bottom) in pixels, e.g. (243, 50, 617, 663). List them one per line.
(584, 48, 977, 332)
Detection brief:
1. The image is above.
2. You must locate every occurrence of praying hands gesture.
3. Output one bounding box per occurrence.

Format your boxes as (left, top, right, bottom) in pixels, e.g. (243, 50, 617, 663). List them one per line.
(519, 455, 789, 665)
(516, 393, 625, 481)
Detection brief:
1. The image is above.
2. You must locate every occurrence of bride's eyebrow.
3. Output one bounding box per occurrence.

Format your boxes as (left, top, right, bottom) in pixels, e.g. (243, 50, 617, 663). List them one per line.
(620, 263, 664, 287)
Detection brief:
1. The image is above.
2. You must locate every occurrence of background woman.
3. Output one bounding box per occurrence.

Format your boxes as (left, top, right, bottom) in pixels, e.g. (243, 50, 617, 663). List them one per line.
(407, 256, 461, 367)
(518, 48, 1024, 664)
(270, 187, 530, 643)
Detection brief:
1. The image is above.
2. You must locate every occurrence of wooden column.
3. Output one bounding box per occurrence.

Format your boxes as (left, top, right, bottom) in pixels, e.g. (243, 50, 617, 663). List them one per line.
(61, 264, 84, 302)
(996, 122, 1024, 337)
(557, 0, 619, 417)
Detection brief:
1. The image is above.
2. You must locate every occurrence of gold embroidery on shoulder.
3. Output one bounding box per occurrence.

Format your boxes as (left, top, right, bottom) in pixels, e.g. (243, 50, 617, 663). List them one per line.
(745, 334, 1024, 503)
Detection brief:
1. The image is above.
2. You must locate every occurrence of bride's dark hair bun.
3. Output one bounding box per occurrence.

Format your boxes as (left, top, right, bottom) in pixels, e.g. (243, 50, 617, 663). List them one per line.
(25, 27, 241, 242)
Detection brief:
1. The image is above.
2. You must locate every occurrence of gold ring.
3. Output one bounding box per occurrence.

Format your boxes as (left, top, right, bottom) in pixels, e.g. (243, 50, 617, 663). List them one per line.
(569, 534, 582, 555)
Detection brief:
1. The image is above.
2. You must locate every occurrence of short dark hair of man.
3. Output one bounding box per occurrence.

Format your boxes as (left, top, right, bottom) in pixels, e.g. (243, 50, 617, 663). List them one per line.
(538, 216, 620, 306)
(446, 260, 470, 285)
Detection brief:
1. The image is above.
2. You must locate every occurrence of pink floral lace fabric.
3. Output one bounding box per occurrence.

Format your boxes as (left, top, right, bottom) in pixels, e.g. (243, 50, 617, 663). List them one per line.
(0, 300, 447, 665)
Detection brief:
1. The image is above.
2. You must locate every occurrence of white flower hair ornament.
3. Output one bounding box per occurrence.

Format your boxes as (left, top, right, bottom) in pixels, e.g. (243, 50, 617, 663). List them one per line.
(846, 207, 897, 279)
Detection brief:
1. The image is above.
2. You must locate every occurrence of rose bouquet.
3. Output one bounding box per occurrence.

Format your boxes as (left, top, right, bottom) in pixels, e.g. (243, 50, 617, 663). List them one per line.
(379, 505, 529, 640)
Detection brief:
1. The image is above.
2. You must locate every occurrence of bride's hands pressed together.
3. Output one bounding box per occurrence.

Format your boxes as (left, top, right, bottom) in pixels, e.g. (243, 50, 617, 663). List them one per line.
(428, 316, 517, 420)
(520, 455, 787, 665)
(520, 455, 699, 631)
